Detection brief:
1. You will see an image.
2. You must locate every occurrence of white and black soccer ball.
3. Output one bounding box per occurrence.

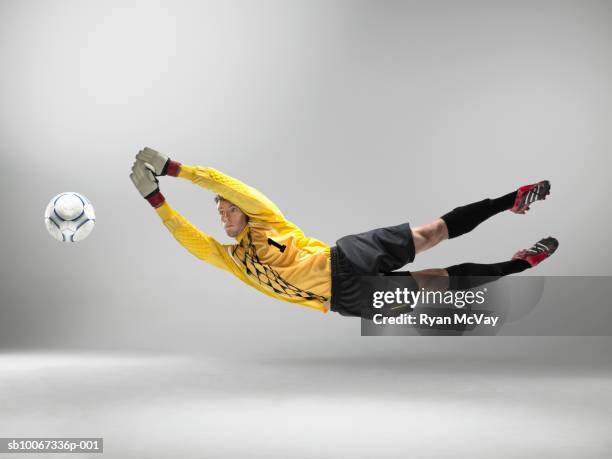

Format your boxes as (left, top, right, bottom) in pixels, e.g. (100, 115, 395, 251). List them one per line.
(44, 192, 96, 243)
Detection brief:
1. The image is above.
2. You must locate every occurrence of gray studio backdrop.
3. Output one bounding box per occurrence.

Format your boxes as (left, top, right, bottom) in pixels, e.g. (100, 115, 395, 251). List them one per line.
(0, 0, 610, 357)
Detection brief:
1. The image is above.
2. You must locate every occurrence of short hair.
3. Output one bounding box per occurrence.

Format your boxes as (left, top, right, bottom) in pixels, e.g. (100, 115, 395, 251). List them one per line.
(214, 195, 249, 221)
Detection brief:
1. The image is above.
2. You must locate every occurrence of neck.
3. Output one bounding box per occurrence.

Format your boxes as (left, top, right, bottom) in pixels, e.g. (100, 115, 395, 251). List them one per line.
(234, 224, 249, 242)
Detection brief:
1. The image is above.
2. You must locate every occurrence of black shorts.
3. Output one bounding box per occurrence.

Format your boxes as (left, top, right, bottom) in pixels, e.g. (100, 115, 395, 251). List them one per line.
(330, 222, 417, 318)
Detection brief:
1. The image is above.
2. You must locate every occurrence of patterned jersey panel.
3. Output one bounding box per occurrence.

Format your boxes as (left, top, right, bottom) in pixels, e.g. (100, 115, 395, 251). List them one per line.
(230, 229, 330, 303)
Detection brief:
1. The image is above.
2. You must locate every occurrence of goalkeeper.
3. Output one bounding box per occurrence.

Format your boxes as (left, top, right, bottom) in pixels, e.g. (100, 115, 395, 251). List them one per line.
(130, 147, 558, 318)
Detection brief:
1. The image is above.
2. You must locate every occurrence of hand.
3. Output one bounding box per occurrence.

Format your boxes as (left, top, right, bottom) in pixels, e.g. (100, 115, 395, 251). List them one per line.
(130, 161, 165, 207)
(136, 147, 178, 176)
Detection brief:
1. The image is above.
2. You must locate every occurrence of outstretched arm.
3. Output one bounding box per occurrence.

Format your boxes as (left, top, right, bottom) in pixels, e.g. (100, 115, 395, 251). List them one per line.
(136, 147, 285, 223)
(155, 201, 233, 272)
(177, 165, 285, 223)
(130, 160, 233, 272)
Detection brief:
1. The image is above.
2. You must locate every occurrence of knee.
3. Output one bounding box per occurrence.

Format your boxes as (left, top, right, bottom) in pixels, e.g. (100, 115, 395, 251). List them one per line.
(422, 268, 449, 277)
(425, 219, 448, 242)
(412, 268, 450, 291)
(413, 220, 448, 253)
(435, 218, 449, 241)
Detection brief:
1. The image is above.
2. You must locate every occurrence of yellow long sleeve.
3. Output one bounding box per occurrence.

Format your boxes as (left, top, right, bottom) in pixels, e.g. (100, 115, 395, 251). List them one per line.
(155, 201, 233, 273)
(177, 165, 285, 223)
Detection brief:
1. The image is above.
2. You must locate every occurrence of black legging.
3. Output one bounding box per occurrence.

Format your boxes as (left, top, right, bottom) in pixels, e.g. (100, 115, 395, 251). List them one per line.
(440, 190, 517, 239)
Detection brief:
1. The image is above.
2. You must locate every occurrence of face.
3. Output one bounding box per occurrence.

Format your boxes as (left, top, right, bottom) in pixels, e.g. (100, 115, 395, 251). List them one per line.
(217, 199, 248, 237)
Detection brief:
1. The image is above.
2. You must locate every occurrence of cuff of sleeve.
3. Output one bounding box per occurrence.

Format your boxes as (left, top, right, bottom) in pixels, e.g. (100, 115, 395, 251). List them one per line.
(166, 160, 182, 177)
(145, 190, 165, 208)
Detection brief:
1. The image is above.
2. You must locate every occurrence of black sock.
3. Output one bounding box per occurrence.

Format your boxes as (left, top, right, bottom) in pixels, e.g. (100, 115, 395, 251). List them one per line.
(445, 259, 531, 290)
(440, 191, 517, 239)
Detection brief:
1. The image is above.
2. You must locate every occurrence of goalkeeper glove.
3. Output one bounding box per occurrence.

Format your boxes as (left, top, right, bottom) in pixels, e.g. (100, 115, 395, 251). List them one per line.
(135, 147, 181, 177)
(129, 161, 165, 208)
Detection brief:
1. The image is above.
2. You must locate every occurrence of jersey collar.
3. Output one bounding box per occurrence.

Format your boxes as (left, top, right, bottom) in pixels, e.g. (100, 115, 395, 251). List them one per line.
(234, 223, 249, 243)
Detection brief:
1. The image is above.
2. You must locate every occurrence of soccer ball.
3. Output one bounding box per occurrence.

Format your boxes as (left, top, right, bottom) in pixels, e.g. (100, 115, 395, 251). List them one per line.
(44, 192, 96, 242)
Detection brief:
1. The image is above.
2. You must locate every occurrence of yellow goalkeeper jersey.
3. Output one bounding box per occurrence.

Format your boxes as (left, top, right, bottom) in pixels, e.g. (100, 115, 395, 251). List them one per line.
(155, 164, 332, 313)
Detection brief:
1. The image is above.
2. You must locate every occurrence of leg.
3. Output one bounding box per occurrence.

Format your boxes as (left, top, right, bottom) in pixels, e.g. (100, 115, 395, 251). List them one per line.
(444, 260, 531, 290)
(391, 237, 558, 293)
(410, 268, 450, 291)
(411, 218, 449, 255)
(411, 185, 538, 256)
(439, 180, 551, 240)
(445, 237, 559, 289)
(440, 191, 516, 239)
(409, 260, 530, 292)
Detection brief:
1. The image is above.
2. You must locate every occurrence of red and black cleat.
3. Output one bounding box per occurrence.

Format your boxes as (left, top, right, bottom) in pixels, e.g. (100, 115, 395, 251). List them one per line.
(511, 180, 551, 214)
(512, 237, 559, 267)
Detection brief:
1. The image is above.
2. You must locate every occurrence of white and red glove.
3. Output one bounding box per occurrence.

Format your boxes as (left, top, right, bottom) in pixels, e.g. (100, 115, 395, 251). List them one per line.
(129, 160, 166, 208)
(136, 147, 181, 177)
(130, 147, 183, 207)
